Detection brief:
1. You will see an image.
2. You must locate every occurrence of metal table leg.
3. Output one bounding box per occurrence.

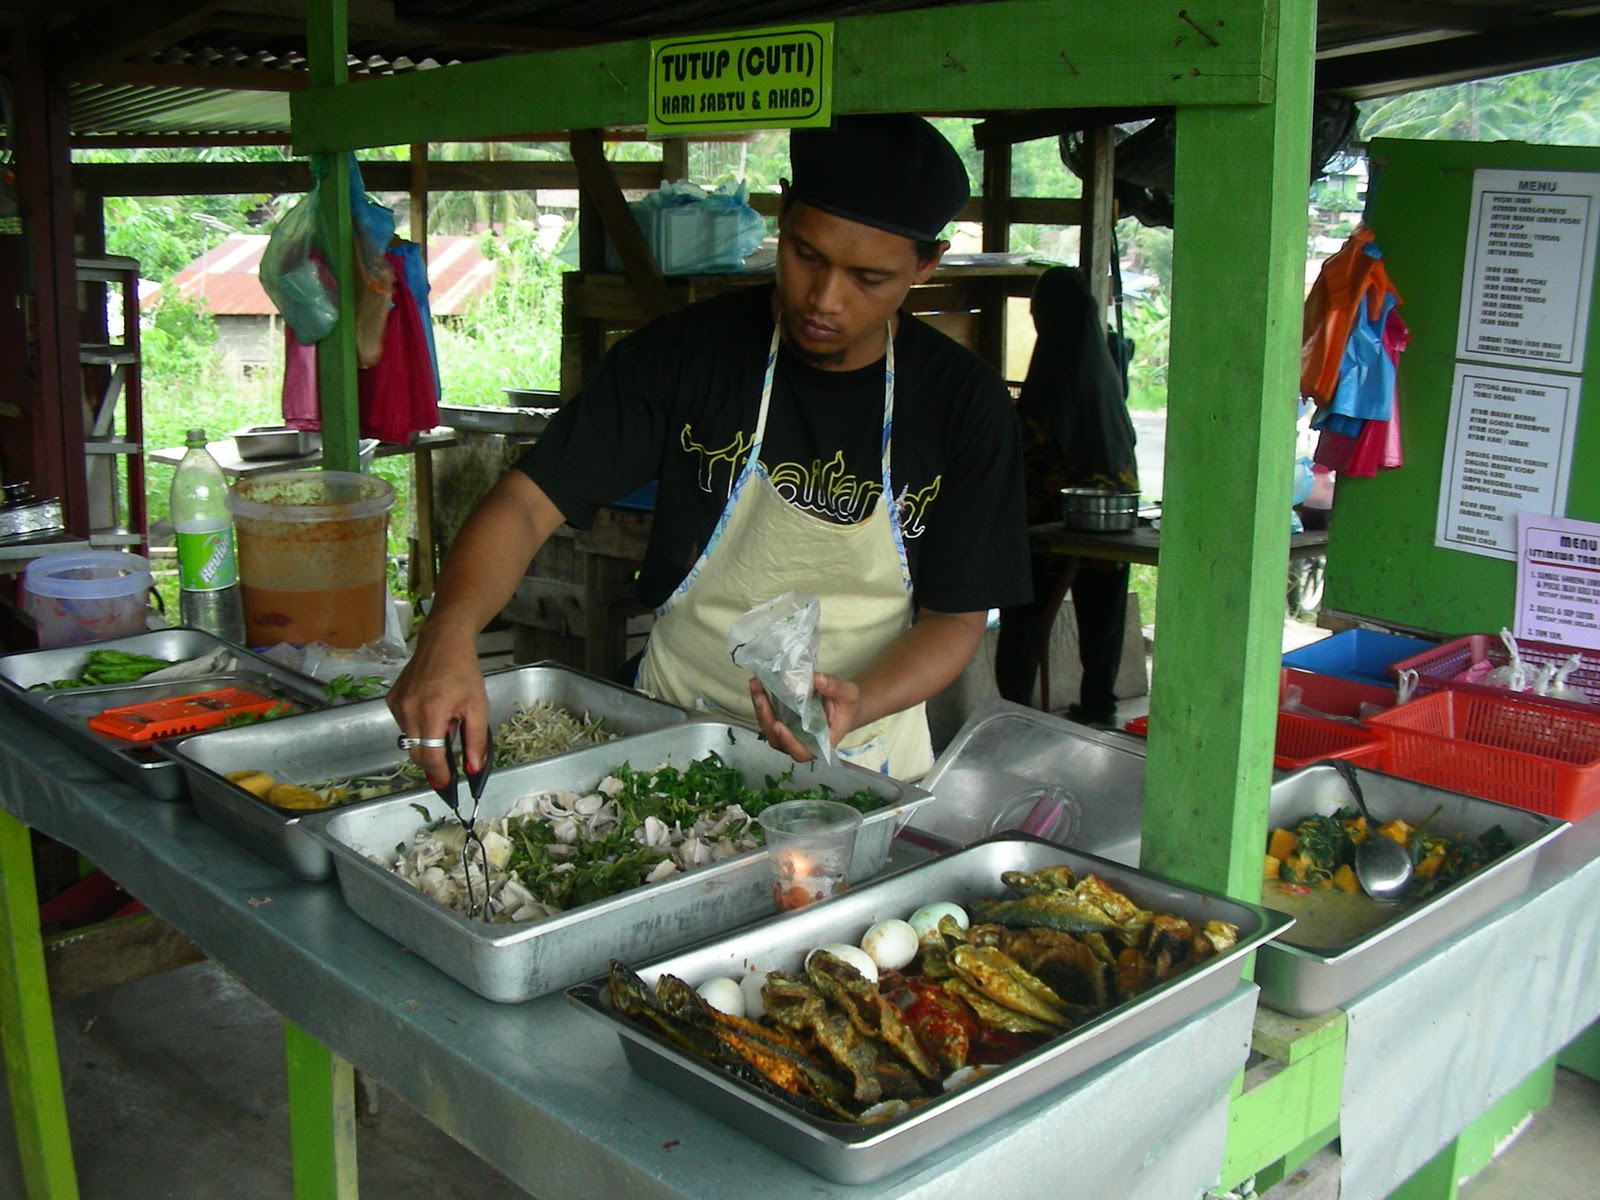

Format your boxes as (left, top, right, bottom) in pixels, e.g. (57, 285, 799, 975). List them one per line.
(0, 810, 79, 1199)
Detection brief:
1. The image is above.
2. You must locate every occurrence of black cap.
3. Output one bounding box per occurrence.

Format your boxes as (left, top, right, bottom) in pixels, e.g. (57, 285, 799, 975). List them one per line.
(787, 114, 970, 243)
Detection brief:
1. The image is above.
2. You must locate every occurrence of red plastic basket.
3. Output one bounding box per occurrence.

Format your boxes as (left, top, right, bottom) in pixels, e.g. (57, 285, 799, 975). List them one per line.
(1121, 709, 1386, 771)
(1390, 633, 1600, 714)
(1365, 690, 1600, 820)
(1278, 668, 1396, 721)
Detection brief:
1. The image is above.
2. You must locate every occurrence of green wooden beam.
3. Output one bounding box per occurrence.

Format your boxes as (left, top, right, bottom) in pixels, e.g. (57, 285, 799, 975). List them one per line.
(1141, 0, 1314, 898)
(285, 1021, 358, 1200)
(0, 810, 79, 1199)
(1558, 1020, 1600, 1081)
(290, 0, 1272, 153)
(307, 0, 360, 474)
(1221, 1008, 1346, 1191)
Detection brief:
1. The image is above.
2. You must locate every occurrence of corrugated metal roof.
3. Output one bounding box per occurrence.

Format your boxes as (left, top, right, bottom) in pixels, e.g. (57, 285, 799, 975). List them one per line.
(142, 233, 497, 316)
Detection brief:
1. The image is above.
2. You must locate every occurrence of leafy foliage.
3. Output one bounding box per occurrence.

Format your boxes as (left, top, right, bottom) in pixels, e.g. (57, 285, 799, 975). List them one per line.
(1358, 61, 1600, 145)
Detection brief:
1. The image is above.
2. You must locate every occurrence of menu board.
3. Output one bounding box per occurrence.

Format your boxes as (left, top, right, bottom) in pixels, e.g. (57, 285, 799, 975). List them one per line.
(1457, 168, 1600, 372)
(1515, 513, 1600, 651)
(1435, 364, 1579, 560)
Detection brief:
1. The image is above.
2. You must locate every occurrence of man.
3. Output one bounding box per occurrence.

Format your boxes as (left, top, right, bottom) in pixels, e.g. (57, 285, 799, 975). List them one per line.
(389, 114, 1030, 781)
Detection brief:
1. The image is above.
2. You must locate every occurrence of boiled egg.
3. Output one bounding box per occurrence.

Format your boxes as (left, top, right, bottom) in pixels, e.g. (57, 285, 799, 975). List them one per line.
(859, 918, 919, 971)
(908, 901, 969, 944)
(696, 976, 746, 1018)
(806, 942, 879, 983)
(738, 970, 769, 1020)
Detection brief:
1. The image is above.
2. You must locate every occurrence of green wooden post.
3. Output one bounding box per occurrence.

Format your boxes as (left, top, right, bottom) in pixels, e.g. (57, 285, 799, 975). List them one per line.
(0, 810, 79, 1199)
(1142, 2, 1316, 899)
(1559, 1020, 1600, 1081)
(284, 1021, 358, 1200)
(306, 0, 360, 474)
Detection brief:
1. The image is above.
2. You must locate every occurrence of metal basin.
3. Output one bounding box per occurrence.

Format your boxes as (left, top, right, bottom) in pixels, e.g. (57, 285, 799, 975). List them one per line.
(1060, 487, 1138, 533)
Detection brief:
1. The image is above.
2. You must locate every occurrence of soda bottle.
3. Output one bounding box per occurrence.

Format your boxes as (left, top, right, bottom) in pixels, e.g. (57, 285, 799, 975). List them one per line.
(171, 428, 246, 642)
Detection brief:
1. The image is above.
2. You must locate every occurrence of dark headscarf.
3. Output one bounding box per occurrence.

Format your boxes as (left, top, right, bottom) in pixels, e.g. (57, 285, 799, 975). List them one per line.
(1016, 266, 1138, 491)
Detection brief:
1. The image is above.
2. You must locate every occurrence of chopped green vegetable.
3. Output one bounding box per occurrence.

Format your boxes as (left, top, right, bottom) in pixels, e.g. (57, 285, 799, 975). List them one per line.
(29, 649, 177, 690)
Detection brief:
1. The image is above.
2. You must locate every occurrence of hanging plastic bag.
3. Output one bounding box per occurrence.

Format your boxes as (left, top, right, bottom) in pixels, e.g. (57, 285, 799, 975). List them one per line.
(728, 591, 833, 765)
(346, 155, 397, 368)
(260, 183, 339, 344)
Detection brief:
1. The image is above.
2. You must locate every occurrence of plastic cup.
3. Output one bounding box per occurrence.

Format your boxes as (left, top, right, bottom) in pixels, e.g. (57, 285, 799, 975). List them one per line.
(758, 799, 863, 912)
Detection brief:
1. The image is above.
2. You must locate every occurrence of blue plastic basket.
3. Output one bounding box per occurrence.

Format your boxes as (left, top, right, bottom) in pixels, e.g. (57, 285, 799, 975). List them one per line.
(1281, 629, 1438, 688)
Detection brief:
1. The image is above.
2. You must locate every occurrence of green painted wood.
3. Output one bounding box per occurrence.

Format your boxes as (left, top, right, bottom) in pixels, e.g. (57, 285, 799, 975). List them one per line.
(1221, 1029, 1343, 1190)
(285, 1021, 358, 1200)
(307, 0, 360, 475)
(0, 810, 79, 1199)
(1249, 1121, 1338, 1192)
(1141, 1, 1315, 899)
(289, 0, 1271, 153)
(1327, 138, 1600, 633)
(1388, 1059, 1556, 1200)
(1251, 1005, 1347, 1066)
(1558, 1019, 1600, 1080)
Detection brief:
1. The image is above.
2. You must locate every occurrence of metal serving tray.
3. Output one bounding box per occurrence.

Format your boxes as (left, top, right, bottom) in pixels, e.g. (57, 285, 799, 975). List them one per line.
(164, 662, 691, 881)
(0, 629, 327, 800)
(1254, 762, 1566, 1017)
(567, 833, 1289, 1185)
(911, 699, 1147, 864)
(302, 721, 932, 1003)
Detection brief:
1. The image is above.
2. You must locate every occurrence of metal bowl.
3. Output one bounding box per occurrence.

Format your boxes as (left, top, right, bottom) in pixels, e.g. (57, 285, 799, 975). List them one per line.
(1060, 486, 1139, 532)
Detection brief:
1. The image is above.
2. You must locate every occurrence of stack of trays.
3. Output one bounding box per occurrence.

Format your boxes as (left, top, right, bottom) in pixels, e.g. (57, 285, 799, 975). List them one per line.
(567, 833, 1288, 1183)
(0, 629, 327, 800)
(301, 721, 932, 1003)
(164, 661, 690, 880)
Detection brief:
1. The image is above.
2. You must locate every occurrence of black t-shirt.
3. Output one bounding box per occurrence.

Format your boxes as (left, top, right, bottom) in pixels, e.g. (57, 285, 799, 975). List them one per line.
(515, 283, 1031, 612)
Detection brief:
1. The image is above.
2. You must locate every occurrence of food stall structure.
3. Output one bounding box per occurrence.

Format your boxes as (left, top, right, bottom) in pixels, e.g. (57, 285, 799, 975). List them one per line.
(3, 2, 1600, 1198)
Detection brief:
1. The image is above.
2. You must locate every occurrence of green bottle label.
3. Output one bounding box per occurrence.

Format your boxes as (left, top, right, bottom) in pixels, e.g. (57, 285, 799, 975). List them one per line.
(175, 525, 238, 590)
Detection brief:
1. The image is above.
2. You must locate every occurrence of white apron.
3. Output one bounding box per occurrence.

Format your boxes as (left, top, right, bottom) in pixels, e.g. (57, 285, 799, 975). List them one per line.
(636, 323, 933, 780)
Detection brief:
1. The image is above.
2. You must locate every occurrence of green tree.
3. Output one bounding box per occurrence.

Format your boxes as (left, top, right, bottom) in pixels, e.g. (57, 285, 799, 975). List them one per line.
(1358, 60, 1600, 145)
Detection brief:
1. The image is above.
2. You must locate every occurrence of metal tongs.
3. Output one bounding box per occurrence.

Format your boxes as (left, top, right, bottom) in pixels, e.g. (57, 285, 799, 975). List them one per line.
(433, 724, 496, 919)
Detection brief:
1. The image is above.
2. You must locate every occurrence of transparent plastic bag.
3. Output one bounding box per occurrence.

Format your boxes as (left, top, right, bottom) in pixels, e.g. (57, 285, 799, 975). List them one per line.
(259, 185, 339, 344)
(729, 591, 832, 764)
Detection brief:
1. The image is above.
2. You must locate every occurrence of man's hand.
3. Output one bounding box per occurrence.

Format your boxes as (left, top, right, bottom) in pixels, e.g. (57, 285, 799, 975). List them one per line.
(748, 672, 861, 763)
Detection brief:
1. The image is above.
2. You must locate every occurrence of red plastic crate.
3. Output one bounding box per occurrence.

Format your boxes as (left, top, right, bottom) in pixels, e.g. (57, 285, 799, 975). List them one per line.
(1365, 690, 1600, 820)
(1278, 668, 1396, 721)
(1390, 633, 1600, 714)
(1121, 709, 1386, 771)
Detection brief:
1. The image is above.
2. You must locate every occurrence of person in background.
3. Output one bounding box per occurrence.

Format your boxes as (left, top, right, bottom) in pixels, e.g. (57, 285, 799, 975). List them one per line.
(388, 114, 1031, 782)
(994, 265, 1138, 728)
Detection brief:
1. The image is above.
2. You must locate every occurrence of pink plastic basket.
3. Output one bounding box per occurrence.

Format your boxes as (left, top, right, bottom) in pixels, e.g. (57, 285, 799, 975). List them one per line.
(1390, 633, 1600, 714)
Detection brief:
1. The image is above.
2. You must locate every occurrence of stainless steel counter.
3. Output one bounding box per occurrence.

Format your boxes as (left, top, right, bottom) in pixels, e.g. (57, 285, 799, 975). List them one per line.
(0, 706, 1258, 1199)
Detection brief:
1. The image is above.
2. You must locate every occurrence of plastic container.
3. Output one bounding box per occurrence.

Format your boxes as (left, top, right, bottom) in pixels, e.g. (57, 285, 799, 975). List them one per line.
(227, 470, 395, 649)
(1280, 628, 1439, 688)
(1366, 690, 1600, 821)
(1122, 709, 1387, 771)
(23, 551, 152, 647)
(1390, 633, 1600, 714)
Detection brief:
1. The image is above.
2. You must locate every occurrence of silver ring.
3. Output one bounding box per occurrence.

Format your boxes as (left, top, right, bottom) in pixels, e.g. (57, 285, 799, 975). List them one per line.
(397, 736, 448, 750)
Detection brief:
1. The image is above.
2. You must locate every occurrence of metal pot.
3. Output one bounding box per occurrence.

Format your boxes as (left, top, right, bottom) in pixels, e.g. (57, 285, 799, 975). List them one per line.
(1060, 487, 1139, 533)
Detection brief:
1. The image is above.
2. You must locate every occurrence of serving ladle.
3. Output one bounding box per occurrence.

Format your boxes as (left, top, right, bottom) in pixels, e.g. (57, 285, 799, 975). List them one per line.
(1329, 760, 1413, 900)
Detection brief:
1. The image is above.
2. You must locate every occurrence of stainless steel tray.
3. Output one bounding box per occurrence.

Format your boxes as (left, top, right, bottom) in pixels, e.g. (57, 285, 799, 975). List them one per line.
(567, 833, 1289, 1184)
(912, 699, 1147, 864)
(301, 721, 932, 1003)
(1254, 762, 1566, 1016)
(165, 661, 692, 881)
(0, 629, 327, 800)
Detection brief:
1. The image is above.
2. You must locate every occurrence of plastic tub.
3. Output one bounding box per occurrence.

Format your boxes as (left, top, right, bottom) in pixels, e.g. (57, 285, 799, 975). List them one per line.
(23, 551, 152, 647)
(1278, 668, 1396, 721)
(1280, 629, 1438, 688)
(227, 471, 394, 649)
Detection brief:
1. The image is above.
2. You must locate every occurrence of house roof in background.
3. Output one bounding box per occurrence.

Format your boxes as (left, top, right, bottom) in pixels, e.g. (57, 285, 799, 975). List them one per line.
(4, 2, 1599, 146)
(143, 232, 495, 316)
